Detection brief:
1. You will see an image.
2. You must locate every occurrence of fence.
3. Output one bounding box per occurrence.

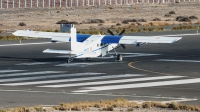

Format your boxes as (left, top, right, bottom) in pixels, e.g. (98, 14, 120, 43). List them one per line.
(0, 0, 199, 9)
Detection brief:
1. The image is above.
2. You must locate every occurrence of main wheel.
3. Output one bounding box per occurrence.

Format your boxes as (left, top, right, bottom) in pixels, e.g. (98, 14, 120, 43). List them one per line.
(67, 59, 71, 63)
(86, 58, 91, 61)
(117, 54, 122, 62)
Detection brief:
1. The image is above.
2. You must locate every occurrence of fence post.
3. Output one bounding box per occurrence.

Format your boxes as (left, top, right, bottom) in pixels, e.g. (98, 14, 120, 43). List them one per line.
(24, 0, 26, 8)
(37, 0, 38, 7)
(19, 0, 20, 8)
(48, 0, 50, 8)
(13, 0, 14, 8)
(31, 0, 32, 8)
(66, 0, 67, 7)
(7, 0, 8, 8)
(54, 0, 55, 8)
(0, 0, 2, 9)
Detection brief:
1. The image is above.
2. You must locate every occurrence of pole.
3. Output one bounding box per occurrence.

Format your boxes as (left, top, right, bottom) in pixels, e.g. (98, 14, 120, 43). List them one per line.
(7, 0, 8, 8)
(19, 0, 20, 8)
(37, 0, 38, 7)
(54, 0, 55, 8)
(13, 0, 14, 8)
(31, 0, 32, 8)
(25, 0, 26, 8)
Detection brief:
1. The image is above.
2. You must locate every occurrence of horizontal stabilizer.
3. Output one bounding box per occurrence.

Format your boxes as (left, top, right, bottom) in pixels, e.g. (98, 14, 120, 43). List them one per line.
(43, 49, 71, 54)
(43, 49, 97, 58)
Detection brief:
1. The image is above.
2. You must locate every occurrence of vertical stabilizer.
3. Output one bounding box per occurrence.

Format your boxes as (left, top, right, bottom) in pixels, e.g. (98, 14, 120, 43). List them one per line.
(70, 25, 77, 51)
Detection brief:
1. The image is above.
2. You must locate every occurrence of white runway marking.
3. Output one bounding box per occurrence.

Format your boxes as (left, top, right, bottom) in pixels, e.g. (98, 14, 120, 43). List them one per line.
(0, 74, 144, 86)
(0, 71, 66, 78)
(155, 59, 200, 63)
(56, 62, 122, 67)
(74, 78, 200, 92)
(0, 70, 26, 73)
(0, 72, 104, 83)
(39, 76, 185, 88)
(16, 62, 51, 65)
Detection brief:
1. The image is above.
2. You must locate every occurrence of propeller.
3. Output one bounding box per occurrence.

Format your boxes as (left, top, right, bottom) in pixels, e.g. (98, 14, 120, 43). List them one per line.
(107, 28, 126, 49)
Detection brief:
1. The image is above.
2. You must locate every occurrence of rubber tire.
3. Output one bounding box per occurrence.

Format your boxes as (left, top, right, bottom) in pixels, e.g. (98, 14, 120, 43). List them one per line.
(117, 54, 122, 62)
(67, 59, 71, 63)
(86, 58, 91, 61)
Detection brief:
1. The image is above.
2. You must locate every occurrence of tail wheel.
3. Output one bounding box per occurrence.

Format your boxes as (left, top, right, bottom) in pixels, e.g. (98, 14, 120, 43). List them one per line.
(117, 54, 123, 62)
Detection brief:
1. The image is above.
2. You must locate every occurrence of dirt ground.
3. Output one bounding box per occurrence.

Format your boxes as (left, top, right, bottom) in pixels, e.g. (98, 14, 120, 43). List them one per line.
(0, 2, 200, 32)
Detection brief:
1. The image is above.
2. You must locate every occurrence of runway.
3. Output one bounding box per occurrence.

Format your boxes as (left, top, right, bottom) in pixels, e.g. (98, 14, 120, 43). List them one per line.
(0, 30, 200, 108)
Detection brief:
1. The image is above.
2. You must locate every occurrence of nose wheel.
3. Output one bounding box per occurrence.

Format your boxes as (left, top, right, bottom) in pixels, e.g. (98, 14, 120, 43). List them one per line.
(117, 54, 122, 62)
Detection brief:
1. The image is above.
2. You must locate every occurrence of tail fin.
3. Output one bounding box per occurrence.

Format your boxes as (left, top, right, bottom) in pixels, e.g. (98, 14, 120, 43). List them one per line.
(70, 25, 77, 51)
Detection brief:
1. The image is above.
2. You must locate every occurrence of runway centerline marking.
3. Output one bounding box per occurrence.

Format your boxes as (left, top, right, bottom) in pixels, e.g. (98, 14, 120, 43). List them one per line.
(0, 72, 105, 83)
(38, 76, 185, 88)
(0, 74, 143, 86)
(74, 78, 200, 92)
(0, 70, 26, 73)
(0, 71, 66, 78)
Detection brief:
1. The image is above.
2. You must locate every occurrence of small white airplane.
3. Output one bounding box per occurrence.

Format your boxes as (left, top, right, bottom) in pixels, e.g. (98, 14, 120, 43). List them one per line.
(13, 25, 182, 63)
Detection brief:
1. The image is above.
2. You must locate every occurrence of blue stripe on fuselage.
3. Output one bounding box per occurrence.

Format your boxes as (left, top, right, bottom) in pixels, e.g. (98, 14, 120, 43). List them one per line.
(101, 35, 123, 43)
(69, 34, 91, 42)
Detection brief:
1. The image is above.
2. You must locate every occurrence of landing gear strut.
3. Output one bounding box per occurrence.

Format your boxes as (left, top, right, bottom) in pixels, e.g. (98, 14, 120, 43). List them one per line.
(117, 54, 123, 62)
(67, 59, 71, 63)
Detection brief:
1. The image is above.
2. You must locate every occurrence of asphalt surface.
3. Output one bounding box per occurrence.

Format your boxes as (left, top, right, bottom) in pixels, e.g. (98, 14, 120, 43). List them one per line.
(0, 30, 200, 108)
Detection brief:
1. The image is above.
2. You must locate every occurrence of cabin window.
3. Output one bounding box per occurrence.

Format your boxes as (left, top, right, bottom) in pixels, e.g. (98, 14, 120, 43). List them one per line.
(97, 44, 99, 47)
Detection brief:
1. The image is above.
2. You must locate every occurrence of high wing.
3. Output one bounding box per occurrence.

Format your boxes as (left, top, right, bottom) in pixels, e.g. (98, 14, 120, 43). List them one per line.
(12, 30, 182, 44)
(12, 30, 71, 42)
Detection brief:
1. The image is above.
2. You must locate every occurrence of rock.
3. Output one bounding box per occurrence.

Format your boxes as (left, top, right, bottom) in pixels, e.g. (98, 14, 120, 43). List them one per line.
(189, 16, 198, 20)
(164, 13, 171, 17)
(176, 16, 191, 22)
(152, 17, 161, 21)
(138, 19, 146, 22)
(169, 11, 176, 14)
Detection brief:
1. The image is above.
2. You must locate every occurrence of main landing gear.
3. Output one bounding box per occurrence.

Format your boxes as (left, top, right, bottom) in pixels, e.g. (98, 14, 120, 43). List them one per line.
(113, 46, 123, 62)
(117, 54, 123, 62)
(67, 58, 73, 63)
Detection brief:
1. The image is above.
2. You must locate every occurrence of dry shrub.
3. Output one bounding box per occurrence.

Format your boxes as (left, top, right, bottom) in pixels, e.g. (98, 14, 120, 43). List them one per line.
(196, 21, 200, 24)
(133, 6, 140, 10)
(142, 102, 151, 108)
(143, 23, 151, 27)
(151, 102, 168, 108)
(150, 22, 170, 26)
